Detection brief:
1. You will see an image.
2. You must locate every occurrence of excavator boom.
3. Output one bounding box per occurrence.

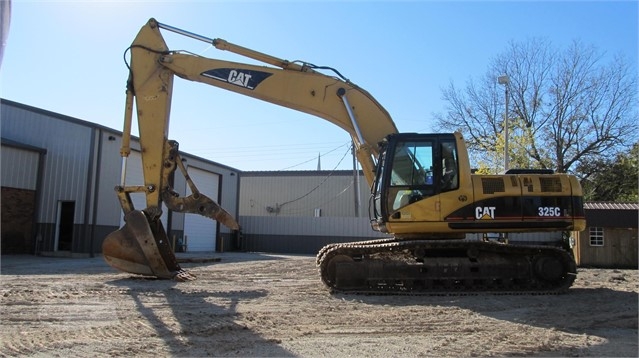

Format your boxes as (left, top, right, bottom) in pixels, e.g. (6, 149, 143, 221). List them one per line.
(158, 21, 398, 184)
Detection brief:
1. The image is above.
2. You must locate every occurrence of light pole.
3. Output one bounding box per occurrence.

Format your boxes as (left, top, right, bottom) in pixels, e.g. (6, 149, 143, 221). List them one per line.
(498, 75, 510, 172)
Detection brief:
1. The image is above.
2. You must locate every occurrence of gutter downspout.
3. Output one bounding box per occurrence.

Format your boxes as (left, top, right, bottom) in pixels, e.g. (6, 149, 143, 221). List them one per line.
(83, 128, 98, 256)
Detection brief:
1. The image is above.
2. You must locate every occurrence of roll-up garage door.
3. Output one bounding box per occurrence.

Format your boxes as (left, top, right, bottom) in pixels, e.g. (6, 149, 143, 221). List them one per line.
(119, 150, 169, 228)
(184, 167, 219, 251)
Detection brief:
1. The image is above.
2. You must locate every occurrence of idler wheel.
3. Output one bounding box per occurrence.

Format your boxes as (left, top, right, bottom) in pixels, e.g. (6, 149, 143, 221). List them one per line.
(534, 255, 565, 282)
(324, 254, 354, 285)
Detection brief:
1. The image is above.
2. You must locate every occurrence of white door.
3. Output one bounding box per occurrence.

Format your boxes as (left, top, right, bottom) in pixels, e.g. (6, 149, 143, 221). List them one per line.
(183, 167, 220, 251)
(119, 150, 169, 228)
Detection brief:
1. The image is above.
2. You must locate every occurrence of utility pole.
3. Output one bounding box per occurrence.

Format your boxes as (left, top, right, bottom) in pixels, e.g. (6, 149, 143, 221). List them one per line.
(498, 75, 510, 172)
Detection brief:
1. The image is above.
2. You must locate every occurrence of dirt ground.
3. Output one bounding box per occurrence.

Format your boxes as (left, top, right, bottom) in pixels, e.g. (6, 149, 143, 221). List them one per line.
(0, 252, 637, 357)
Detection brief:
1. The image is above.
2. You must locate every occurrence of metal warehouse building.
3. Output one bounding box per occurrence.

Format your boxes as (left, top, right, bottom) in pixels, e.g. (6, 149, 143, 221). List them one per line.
(1, 99, 240, 256)
(9, 99, 627, 266)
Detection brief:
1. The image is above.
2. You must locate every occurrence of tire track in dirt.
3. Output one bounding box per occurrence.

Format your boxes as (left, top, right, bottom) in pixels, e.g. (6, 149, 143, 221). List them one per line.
(0, 285, 158, 357)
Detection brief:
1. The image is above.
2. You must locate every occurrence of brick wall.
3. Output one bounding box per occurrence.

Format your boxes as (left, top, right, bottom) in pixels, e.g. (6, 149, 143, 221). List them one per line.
(1, 187, 36, 254)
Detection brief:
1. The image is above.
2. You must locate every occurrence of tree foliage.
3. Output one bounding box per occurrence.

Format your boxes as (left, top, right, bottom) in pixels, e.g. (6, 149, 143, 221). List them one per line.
(579, 142, 638, 202)
(434, 38, 638, 175)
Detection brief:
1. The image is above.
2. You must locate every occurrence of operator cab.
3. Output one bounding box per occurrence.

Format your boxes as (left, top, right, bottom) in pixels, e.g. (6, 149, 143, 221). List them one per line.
(371, 133, 459, 227)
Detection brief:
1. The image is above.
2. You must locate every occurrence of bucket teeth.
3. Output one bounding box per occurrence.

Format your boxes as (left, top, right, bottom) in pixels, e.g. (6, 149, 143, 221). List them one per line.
(174, 270, 197, 281)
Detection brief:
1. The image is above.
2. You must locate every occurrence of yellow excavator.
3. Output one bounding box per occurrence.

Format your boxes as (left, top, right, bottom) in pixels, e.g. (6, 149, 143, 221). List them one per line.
(103, 18, 586, 293)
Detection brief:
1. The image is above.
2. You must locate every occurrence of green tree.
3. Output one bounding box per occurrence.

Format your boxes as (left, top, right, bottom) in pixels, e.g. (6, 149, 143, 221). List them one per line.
(434, 38, 638, 175)
(580, 143, 639, 202)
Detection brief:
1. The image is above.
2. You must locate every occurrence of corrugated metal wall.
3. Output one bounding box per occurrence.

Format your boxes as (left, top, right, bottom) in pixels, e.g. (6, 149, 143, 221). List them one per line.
(240, 171, 370, 218)
(239, 216, 386, 237)
(1, 104, 93, 223)
(94, 131, 126, 226)
(238, 216, 389, 254)
(237, 171, 380, 253)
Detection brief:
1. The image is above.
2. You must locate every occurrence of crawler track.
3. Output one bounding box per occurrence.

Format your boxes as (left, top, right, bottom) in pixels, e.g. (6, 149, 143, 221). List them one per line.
(317, 239, 576, 295)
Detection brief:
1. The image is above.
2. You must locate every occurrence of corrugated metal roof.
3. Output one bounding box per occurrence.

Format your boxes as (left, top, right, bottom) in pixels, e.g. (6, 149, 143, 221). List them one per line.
(585, 202, 639, 210)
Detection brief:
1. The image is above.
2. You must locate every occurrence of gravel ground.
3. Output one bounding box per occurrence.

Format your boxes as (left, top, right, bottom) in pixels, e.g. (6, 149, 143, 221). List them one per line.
(0, 252, 637, 357)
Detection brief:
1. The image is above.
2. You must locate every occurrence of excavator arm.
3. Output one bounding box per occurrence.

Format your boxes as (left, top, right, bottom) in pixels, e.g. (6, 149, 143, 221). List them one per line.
(127, 18, 397, 185)
(103, 18, 398, 279)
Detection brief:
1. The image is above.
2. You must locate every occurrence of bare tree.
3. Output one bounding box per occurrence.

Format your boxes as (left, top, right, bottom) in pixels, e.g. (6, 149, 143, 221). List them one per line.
(434, 38, 638, 175)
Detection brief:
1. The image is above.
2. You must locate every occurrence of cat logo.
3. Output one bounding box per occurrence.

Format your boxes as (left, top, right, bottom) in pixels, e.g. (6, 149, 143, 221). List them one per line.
(475, 206, 496, 220)
(227, 70, 252, 88)
(201, 68, 273, 90)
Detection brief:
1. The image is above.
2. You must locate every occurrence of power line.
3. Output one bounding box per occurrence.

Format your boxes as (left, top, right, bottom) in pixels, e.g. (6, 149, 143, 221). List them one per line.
(279, 141, 350, 170)
(189, 141, 347, 156)
(276, 143, 352, 208)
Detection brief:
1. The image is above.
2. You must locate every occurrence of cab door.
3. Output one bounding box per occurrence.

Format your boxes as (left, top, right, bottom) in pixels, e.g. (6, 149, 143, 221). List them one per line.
(372, 134, 444, 226)
(437, 138, 461, 221)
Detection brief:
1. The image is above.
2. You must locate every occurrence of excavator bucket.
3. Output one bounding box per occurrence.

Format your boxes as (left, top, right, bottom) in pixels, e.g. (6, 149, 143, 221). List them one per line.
(103, 210, 195, 281)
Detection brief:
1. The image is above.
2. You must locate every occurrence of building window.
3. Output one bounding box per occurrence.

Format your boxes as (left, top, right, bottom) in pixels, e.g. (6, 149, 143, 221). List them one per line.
(589, 227, 604, 246)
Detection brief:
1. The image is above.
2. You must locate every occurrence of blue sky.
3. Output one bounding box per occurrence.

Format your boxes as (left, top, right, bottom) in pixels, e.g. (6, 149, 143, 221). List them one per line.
(1, 0, 637, 171)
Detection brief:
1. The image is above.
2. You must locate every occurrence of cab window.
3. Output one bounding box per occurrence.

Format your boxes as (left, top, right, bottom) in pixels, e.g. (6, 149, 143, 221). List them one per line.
(389, 141, 435, 210)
